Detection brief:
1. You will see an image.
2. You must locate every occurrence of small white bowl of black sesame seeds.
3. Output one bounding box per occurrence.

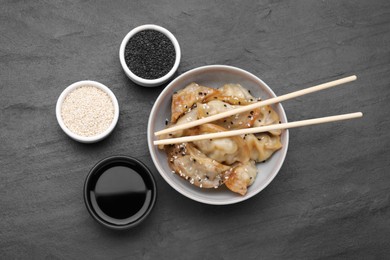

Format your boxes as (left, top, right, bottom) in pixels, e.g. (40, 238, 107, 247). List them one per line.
(119, 24, 181, 87)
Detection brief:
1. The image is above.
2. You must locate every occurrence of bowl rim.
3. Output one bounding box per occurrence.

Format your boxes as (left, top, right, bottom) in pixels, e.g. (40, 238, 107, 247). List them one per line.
(119, 24, 181, 87)
(83, 155, 157, 230)
(55, 80, 120, 143)
(147, 65, 289, 205)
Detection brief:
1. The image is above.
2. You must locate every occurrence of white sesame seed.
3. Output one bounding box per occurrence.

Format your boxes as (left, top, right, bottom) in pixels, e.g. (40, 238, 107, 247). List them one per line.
(61, 85, 114, 137)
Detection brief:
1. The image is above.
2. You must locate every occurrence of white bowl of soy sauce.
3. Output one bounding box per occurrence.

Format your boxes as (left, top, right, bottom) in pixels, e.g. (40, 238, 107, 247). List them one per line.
(84, 156, 157, 230)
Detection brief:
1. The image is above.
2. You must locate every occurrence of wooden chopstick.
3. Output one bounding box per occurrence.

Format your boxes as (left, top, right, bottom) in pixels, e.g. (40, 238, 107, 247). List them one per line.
(154, 75, 357, 136)
(153, 112, 363, 145)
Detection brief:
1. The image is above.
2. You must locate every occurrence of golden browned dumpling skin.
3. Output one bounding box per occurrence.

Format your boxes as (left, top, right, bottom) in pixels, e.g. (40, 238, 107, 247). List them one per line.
(191, 124, 250, 165)
(165, 143, 231, 188)
(225, 161, 257, 195)
(171, 83, 221, 123)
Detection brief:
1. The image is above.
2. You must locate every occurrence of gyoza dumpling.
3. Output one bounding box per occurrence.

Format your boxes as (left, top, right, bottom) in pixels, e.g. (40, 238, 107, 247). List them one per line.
(169, 107, 199, 138)
(225, 160, 257, 195)
(158, 108, 199, 150)
(252, 105, 282, 136)
(244, 133, 282, 162)
(197, 100, 263, 130)
(204, 84, 257, 105)
(171, 83, 220, 123)
(192, 123, 250, 165)
(165, 143, 231, 188)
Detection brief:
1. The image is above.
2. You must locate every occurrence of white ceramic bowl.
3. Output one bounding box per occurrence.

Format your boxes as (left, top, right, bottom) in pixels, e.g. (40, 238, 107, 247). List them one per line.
(119, 24, 181, 87)
(147, 65, 289, 205)
(56, 80, 119, 143)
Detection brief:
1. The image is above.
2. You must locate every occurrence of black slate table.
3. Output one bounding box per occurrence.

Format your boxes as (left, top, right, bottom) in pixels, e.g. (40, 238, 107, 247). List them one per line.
(1, 1, 390, 259)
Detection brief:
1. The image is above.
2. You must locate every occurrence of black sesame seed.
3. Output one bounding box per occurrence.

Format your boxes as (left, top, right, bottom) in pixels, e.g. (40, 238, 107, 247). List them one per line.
(223, 119, 227, 122)
(124, 30, 175, 79)
(230, 121, 233, 125)
(269, 110, 271, 114)
(224, 104, 227, 107)
(250, 111, 254, 115)
(238, 101, 241, 105)
(206, 112, 209, 115)
(165, 119, 169, 125)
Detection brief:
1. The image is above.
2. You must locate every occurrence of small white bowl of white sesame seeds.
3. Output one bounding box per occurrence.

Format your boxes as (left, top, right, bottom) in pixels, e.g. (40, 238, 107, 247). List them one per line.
(56, 80, 119, 143)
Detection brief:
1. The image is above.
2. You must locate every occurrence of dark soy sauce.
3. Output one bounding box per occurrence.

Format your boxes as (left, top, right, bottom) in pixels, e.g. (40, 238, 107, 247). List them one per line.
(89, 165, 152, 225)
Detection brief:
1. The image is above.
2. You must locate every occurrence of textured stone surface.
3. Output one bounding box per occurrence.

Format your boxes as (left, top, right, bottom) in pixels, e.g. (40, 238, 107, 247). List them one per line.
(1, 0, 390, 259)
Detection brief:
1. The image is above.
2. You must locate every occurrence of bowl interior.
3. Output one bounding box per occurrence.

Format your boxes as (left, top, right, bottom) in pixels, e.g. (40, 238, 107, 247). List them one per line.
(147, 65, 289, 205)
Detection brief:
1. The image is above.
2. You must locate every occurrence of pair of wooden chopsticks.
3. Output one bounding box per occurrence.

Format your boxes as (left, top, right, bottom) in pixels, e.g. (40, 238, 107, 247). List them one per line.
(153, 75, 362, 145)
